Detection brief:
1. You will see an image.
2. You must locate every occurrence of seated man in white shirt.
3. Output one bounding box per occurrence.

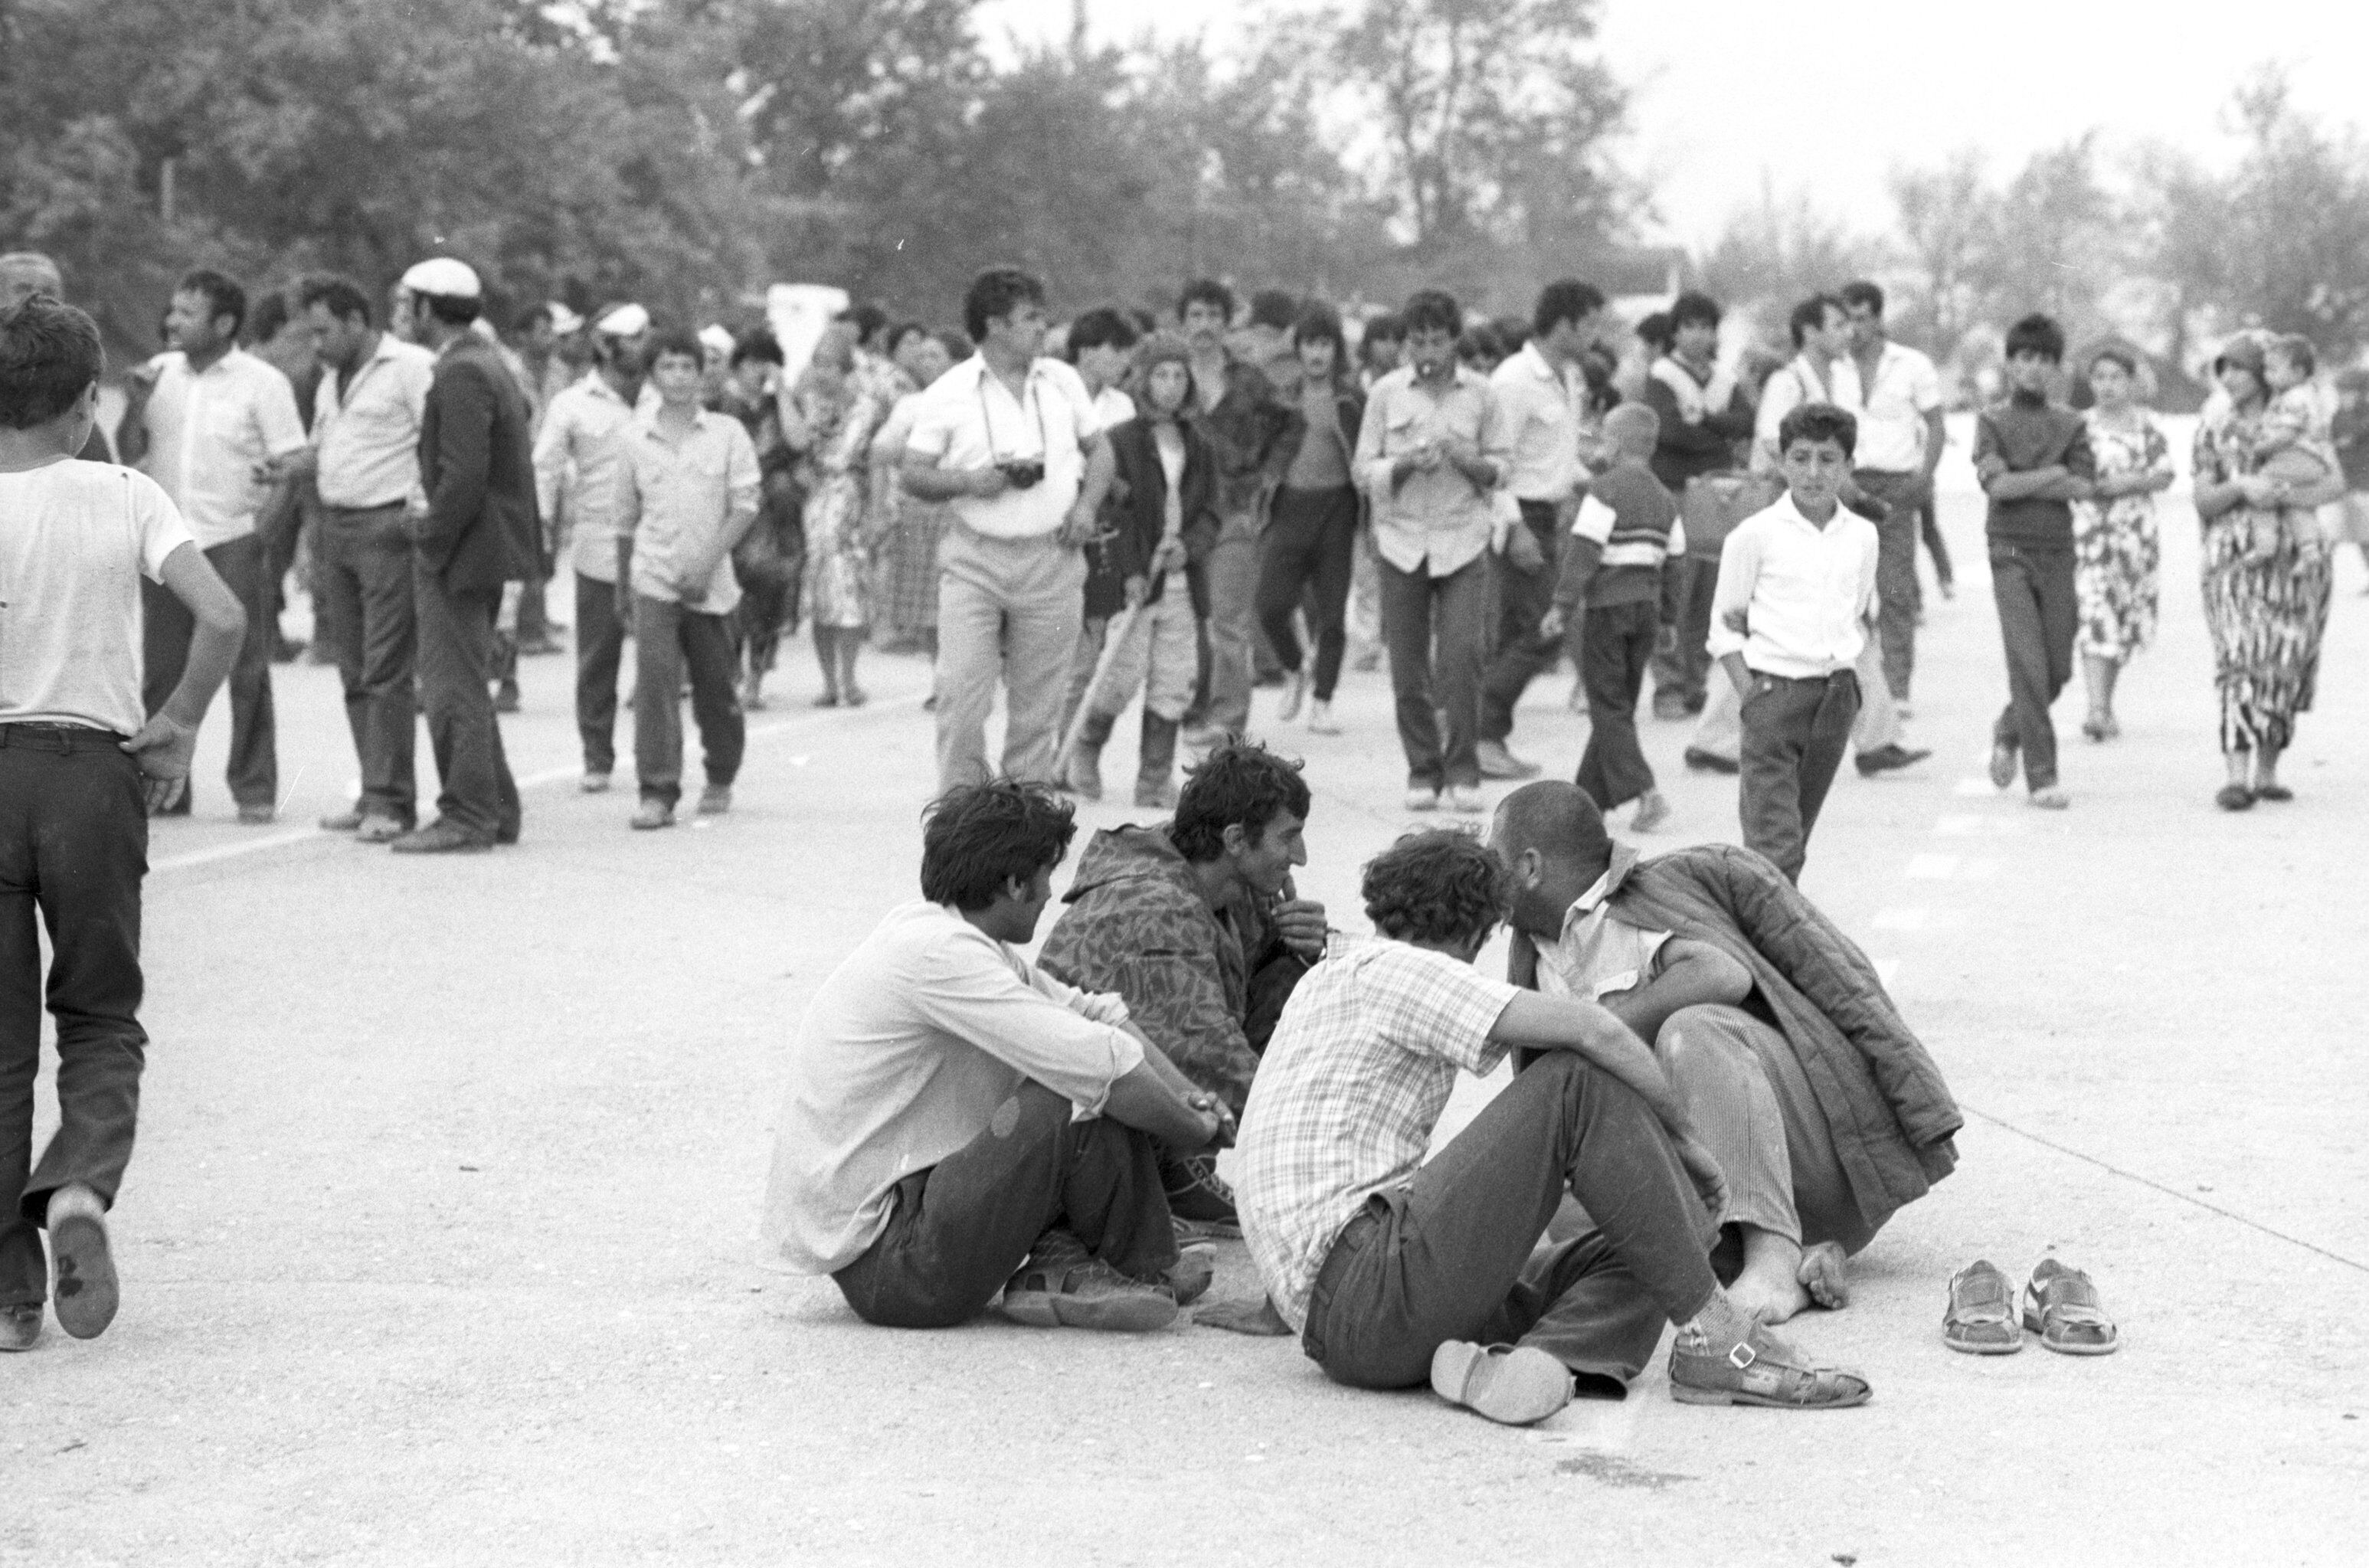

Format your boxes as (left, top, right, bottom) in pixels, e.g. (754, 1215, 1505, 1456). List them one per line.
(761, 780, 1231, 1333)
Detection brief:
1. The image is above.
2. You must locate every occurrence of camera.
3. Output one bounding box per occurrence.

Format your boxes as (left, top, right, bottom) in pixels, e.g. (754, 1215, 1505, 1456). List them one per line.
(996, 458, 1046, 490)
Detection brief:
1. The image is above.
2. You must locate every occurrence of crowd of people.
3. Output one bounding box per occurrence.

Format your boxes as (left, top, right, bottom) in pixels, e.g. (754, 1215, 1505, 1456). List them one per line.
(0, 229, 2340, 1399)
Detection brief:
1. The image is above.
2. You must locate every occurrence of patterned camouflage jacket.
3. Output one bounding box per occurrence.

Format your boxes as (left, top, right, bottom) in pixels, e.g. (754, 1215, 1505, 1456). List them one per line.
(1037, 824, 1282, 1116)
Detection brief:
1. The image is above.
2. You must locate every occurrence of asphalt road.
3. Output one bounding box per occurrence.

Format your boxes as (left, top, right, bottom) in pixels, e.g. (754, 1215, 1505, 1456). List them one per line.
(8, 424, 2366, 1565)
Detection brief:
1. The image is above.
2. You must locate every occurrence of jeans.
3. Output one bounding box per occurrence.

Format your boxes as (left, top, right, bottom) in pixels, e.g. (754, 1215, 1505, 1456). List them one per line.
(632, 595, 746, 806)
(1989, 544, 2077, 791)
(0, 727, 149, 1309)
(1199, 509, 1261, 734)
(1856, 469, 1929, 699)
(574, 572, 629, 777)
(1479, 501, 1565, 743)
(413, 563, 519, 840)
(1738, 669, 1860, 884)
(1648, 555, 1719, 712)
(830, 1082, 1178, 1328)
(316, 504, 419, 825)
(934, 529, 1085, 792)
(1255, 486, 1360, 701)
(1379, 555, 1487, 791)
(1574, 598, 1659, 811)
(142, 532, 276, 814)
(1299, 1052, 1719, 1391)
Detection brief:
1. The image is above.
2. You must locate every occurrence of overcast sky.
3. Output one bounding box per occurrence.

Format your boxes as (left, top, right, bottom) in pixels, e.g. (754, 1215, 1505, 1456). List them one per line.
(977, 0, 2365, 248)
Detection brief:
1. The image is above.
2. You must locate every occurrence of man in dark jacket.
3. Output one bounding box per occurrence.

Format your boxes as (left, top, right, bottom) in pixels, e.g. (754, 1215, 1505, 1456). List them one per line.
(1643, 291, 1755, 719)
(1489, 780, 1961, 1324)
(392, 257, 541, 853)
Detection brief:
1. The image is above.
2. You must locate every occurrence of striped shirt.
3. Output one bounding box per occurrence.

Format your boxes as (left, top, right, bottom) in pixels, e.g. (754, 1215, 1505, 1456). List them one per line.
(1553, 460, 1684, 611)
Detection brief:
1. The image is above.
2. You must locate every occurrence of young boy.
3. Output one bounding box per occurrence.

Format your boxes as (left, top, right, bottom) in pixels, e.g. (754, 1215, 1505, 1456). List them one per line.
(1, 294, 246, 1349)
(616, 329, 760, 830)
(1973, 314, 2094, 810)
(1706, 403, 1879, 883)
(1540, 402, 1683, 833)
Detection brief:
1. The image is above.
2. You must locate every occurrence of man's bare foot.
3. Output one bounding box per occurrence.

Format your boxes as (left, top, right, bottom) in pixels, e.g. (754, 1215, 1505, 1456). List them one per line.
(1195, 1295, 1291, 1336)
(1726, 1228, 1812, 1324)
(1798, 1240, 1850, 1310)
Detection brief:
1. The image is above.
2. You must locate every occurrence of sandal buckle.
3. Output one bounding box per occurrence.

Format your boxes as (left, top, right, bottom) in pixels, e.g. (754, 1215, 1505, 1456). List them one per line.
(1727, 1342, 1757, 1370)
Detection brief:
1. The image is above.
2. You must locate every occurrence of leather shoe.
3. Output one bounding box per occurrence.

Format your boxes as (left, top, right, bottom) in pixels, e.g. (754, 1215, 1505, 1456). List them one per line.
(1669, 1320, 1870, 1409)
(1, 1301, 39, 1352)
(631, 799, 676, 831)
(389, 820, 495, 854)
(1683, 748, 1739, 776)
(1854, 745, 1931, 777)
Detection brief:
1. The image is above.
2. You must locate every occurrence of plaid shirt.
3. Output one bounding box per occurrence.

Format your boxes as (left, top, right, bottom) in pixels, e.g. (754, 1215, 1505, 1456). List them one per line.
(1234, 935, 1521, 1331)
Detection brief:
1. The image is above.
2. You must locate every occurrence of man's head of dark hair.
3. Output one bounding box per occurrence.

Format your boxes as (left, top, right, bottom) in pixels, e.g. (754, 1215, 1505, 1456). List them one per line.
(1533, 280, 1607, 339)
(848, 301, 890, 346)
(919, 780, 1078, 911)
(0, 294, 104, 430)
(1362, 830, 1510, 951)
(1490, 781, 1613, 887)
(178, 268, 247, 339)
(1670, 290, 1722, 332)
(1788, 293, 1842, 349)
(1248, 289, 1298, 332)
(298, 275, 373, 326)
(1634, 312, 1674, 355)
(1839, 280, 1885, 318)
(1363, 312, 1405, 347)
(886, 320, 931, 358)
(1292, 302, 1346, 356)
(643, 326, 704, 371)
(1171, 741, 1312, 863)
(1177, 278, 1236, 324)
(1456, 323, 1501, 365)
(1402, 290, 1462, 340)
(1067, 306, 1140, 359)
(415, 290, 479, 327)
(964, 267, 1046, 342)
(1778, 401, 1858, 459)
(247, 290, 294, 345)
(731, 327, 784, 368)
(2004, 313, 2066, 365)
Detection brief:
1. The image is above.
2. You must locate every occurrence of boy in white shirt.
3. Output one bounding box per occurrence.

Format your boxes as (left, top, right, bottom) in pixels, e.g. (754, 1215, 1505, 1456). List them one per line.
(0, 295, 247, 1350)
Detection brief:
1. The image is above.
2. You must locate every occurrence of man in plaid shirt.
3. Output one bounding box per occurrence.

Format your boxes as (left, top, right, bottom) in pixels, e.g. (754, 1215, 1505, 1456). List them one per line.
(1231, 830, 1873, 1424)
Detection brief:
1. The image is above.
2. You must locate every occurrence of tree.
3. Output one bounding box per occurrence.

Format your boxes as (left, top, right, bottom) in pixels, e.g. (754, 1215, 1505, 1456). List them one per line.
(1979, 134, 2117, 337)
(1697, 180, 1878, 325)
(2214, 67, 2369, 353)
(1888, 148, 1994, 359)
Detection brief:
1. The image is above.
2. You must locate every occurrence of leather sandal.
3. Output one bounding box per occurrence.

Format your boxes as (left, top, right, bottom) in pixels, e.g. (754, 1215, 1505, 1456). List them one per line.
(1943, 1259, 2023, 1354)
(1668, 1320, 1871, 1409)
(2023, 1259, 2119, 1356)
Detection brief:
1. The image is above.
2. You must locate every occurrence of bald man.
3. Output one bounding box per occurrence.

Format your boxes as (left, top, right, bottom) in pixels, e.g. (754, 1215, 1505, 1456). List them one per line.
(1487, 780, 1962, 1323)
(0, 254, 112, 463)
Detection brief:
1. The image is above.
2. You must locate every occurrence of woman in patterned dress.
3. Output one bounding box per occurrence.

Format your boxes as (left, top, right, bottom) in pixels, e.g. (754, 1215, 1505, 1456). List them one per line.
(2190, 336, 2348, 810)
(787, 323, 891, 706)
(2071, 349, 2174, 741)
(869, 326, 955, 654)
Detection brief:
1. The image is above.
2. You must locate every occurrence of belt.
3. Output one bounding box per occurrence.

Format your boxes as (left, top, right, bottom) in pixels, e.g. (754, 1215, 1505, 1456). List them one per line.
(1752, 668, 1858, 686)
(0, 721, 130, 750)
(322, 500, 408, 517)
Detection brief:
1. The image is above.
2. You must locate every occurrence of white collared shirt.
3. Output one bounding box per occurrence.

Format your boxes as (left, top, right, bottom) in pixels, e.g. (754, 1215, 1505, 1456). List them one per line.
(904, 355, 1104, 540)
(1706, 493, 1879, 679)
(1353, 363, 1511, 578)
(1752, 354, 1864, 474)
(138, 347, 309, 548)
(1535, 849, 1674, 1004)
(615, 407, 760, 614)
(1490, 342, 1587, 502)
(534, 375, 641, 583)
(1845, 340, 1942, 474)
(312, 335, 434, 510)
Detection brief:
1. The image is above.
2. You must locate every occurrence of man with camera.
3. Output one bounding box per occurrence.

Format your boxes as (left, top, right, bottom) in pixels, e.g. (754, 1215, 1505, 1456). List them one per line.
(902, 267, 1117, 794)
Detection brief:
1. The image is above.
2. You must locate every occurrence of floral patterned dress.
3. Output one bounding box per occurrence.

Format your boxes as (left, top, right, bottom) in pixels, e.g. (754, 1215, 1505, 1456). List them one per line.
(2191, 402, 2336, 755)
(795, 378, 888, 631)
(2071, 410, 2172, 663)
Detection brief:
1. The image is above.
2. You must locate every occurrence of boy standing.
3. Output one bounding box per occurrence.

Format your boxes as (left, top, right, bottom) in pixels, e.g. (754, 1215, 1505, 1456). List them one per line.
(1540, 403, 1683, 833)
(617, 329, 760, 830)
(1706, 404, 1879, 884)
(1975, 315, 2093, 810)
(1, 296, 247, 1349)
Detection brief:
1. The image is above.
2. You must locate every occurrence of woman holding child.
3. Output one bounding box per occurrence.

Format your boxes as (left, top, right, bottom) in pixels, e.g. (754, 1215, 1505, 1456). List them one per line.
(2189, 335, 2344, 810)
(2071, 349, 2174, 740)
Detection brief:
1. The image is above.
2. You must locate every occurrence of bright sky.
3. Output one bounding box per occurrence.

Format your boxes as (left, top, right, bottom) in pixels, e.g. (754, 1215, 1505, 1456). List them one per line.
(977, 0, 2369, 249)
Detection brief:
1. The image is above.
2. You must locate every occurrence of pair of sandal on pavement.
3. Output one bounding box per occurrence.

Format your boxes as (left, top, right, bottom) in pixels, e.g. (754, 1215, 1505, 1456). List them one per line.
(1430, 1319, 1873, 1427)
(1945, 1258, 2119, 1356)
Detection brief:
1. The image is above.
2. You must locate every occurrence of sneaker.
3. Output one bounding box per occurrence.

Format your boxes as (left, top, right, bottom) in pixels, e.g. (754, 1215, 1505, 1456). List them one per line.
(1988, 738, 2018, 791)
(1683, 748, 1739, 776)
(1404, 787, 1441, 813)
(1628, 791, 1670, 833)
(1306, 699, 1341, 736)
(48, 1207, 119, 1341)
(1442, 784, 1485, 814)
(631, 799, 676, 831)
(1667, 1319, 1871, 1409)
(389, 820, 495, 854)
(1854, 745, 1931, 778)
(1000, 1232, 1178, 1333)
(697, 784, 732, 816)
(1430, 1341, 1572, 1426)
(1, 1301, 39, 1353)
(1163, 1153, 1241, 1235)
(1475, 739, 1541, 780)
(579, 772, 612, 794)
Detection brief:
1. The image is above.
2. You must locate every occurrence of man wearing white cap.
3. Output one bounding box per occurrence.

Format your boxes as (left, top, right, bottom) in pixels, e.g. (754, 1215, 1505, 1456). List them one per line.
(390, 257, 541, 853)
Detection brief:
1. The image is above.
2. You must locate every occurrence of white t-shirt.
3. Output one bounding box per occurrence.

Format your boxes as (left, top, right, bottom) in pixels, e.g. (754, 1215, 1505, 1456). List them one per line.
(0, 459, 195, 735)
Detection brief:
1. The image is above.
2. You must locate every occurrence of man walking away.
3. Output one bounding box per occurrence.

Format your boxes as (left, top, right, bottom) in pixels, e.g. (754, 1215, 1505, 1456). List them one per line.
(392, 257, 539, 854)
(1254, 304, 1365, 737)
(1838, 280, 1945, 707)
(116, 268, 306, 823)
(1, 294, 247, 1350)
(617, 329, 759, 830)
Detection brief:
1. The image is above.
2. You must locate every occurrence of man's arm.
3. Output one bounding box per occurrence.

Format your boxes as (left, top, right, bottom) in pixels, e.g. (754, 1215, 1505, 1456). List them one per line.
(122, 541, 246, 812)
(1353, 381, 1399, 496)
(1705, 522, 1760, 693)
(1918, 406, 1947, 486)
(530, 398, 573, 525)
(116, 368, 156, 467)
(1602, 938, 1753, 1045)
(1062, 430, 1117, 544)
(682, 425, 763, 595)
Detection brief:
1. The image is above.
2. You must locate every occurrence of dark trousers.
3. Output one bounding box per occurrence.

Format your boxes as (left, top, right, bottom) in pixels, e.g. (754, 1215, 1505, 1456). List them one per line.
(1575, 598, 1660, 812)
(1739, 669, 1860, 885)
(1300, 1052, 1719, 1390)
(831, 1082, 1178, 1328)
(142, 532, 276, 814)
(413, 563, 519, 840)
(1989, 544, 2077, 791)
(316, 504, 419, 825)
(574, 573, 629, 776)
(1919, 497, 1954, 590)
(1648, 555, 1719, 712)
(1856, 469, 1926, 699)
(632, 595, 745, 807)
(516, 572, 550, 643)
(0, 728, 149, 1309)
(1255, 486, 1360, 701)
(1380, 555, 1487, 791)
(1480, 500, 1565, 743)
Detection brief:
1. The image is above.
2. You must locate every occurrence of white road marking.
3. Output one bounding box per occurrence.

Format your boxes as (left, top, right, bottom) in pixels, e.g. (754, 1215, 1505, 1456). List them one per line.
(1934, 813, 2024, 837)
(1870, 907, 1929, 931)
(1952, 777, 2000, 797)
(1906, 853, 1959, 879)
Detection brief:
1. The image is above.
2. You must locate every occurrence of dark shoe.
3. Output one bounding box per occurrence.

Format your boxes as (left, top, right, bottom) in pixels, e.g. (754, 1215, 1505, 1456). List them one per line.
(2215, 784, 2256, 812)
(1855, 745, 1932, 778)
(493, 820, 521, 846)
(1431, 1341, 1572, 1426)
(2022, 1259, 2119, 1356)
(355, 814, 407, 845)
(2255, 782, 2294, 803)
(1, 1301, 39, 1352)
(49, 1210, 119, 1341)
(1163, 1152, 1241, 1236)
(631, 799, 676, 831)
(1475, 739, 1542, 780)
(1942, 1259, 2023, 1354)
(389, 820, 495, 854)
(1000, 1232, 1178, 1333)
(1683, 748, 1740, 776)
(1668, 1320, 1871, 1408)
(1988, 737, 2018, 791)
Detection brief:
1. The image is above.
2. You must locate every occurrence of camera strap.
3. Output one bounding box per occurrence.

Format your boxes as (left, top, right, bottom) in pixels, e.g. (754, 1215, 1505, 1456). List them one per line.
(977, 369, 1047, 464)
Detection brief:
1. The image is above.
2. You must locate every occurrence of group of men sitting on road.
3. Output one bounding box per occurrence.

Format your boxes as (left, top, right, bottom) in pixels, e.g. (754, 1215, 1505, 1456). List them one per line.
(761, 741, 1962, 1425)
